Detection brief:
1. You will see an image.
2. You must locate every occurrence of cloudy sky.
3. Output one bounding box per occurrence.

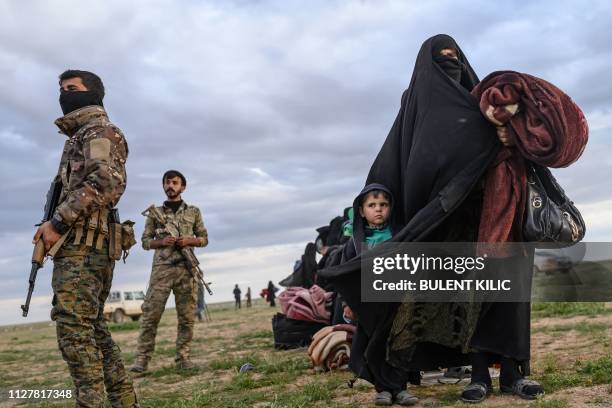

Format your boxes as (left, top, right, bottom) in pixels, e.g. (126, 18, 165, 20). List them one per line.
(1, 0, 611, 325)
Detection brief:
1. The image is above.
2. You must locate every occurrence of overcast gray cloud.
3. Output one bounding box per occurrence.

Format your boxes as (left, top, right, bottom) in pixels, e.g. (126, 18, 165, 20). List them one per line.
(1, 0, 611, 325)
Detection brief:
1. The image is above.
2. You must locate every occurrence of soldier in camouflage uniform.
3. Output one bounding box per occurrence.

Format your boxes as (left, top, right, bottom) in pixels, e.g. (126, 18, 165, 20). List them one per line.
(130, 170, 208, 373)
(32, 70, 138, 407)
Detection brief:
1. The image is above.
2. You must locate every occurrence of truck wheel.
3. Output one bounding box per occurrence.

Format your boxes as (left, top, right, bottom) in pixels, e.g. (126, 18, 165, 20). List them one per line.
(131, 315, 141, 322)
(113, 309, 127, 323)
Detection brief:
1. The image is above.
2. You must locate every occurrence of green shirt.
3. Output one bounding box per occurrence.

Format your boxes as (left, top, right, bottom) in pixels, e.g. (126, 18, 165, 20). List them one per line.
(365, 225, 392, 249)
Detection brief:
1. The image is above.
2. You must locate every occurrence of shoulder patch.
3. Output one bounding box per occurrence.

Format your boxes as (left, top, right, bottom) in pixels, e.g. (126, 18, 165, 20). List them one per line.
(89, 138, 111, 160)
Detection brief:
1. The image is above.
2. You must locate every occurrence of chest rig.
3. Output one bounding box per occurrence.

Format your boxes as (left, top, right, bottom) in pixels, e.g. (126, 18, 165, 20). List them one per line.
(58, 115, 121, 252)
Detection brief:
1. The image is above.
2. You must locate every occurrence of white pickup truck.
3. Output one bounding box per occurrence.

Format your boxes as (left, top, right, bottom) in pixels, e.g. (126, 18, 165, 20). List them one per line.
(104, 290, 145, 323)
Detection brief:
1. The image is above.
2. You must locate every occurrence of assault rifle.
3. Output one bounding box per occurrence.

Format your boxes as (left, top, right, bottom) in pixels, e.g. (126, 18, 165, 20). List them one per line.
(22, 180, 62, 317)
(142, 205, 213, 295)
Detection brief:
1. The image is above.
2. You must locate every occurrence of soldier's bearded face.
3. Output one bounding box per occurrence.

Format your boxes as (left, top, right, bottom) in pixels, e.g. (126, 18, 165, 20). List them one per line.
(164, 176, 185, 199)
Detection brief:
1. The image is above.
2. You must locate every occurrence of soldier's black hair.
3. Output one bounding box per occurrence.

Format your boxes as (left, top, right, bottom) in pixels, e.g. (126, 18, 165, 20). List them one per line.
(58, 70, 105, 100)
(163, 170, 187, 186)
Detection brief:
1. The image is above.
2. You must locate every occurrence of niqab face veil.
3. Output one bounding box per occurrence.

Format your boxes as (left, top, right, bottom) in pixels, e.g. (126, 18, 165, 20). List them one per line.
(431, 35, 466, 83)
(430, 34, 475, 88)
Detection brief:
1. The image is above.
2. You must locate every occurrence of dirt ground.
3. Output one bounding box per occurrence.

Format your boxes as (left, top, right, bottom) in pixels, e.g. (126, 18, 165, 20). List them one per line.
(0, 300, 610, 407)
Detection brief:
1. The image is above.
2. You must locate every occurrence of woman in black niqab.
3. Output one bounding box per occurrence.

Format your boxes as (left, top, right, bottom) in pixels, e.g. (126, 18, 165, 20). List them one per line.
(319, 34, 510, 404)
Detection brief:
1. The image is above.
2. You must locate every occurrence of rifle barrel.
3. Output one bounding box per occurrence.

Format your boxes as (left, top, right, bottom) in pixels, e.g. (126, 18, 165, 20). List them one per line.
(21, 263, 40, 317)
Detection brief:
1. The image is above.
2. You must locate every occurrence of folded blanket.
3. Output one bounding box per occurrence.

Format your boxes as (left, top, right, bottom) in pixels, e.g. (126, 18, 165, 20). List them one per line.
(471, 71, 588, 242)
(278, 287, 300, 315)
(308, 324, 356, 372)
(278, 285, 333, 324)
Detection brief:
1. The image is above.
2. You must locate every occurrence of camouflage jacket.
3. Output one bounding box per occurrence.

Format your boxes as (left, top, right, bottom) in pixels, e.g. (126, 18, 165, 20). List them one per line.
(51, 106, 128, 235)
(141, 201, 208, 265)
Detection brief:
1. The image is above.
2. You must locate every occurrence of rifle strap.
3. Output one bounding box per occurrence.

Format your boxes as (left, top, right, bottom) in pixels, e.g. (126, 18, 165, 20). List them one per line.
(48, 227, 73, 258)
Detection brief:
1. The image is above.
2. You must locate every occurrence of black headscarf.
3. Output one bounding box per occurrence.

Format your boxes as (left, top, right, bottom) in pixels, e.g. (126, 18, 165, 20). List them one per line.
(315, 225, 330, 251)
(279, 242, 317, 288)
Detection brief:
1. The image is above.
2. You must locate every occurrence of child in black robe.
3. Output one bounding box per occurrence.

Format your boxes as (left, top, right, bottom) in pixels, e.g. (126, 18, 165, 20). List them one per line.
(339, 183, 418, 406)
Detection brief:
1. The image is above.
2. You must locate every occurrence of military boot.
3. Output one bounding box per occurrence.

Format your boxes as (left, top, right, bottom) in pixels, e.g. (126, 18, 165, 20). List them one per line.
(176, 358, 196, 370)
(129, 356, 149, 374)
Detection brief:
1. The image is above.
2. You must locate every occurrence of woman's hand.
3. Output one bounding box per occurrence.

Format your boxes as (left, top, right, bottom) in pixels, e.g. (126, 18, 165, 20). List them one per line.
(497, 126, 515, 147)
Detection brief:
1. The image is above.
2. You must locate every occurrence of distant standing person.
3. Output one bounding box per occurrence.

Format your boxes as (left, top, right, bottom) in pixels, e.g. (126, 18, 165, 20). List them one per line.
(131, 170, 208, 373)
(267, 280, 278, 307)
(233, 284, 242, 310)
(246, 287, 252, 308)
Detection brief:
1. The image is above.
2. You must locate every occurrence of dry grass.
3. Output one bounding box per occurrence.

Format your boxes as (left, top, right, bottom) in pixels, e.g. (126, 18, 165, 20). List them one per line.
(0, 301, 610, 407)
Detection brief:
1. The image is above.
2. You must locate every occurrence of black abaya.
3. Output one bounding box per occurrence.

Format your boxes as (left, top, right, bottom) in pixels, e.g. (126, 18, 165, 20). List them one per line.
(319, 34, 530, 388)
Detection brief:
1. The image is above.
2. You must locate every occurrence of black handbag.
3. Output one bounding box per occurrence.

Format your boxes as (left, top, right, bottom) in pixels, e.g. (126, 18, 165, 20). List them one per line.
(523, 162, 585, 245)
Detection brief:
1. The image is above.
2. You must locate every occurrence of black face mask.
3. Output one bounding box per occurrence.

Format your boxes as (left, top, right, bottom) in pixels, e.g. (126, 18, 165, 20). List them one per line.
(59, 90, 103, 115)
(433, 55, 465, 82)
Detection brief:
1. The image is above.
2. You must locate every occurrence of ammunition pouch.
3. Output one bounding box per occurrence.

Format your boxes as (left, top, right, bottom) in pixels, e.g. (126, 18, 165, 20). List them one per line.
(121, 220, 137, 259)
(109, 222, 122, 261)
(63, 208, 136, 262)
(70, 208, 109, 250)
(109, 220, 136, 262)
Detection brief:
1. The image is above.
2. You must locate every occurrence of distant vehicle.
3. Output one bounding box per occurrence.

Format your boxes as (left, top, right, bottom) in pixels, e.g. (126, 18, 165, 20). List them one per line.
(534, 251, 573, 275)
(104, 290, 145, 323)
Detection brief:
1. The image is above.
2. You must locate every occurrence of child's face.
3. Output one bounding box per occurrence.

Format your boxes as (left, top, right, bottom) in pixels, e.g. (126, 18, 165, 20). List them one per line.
(359, 193, 391, 227)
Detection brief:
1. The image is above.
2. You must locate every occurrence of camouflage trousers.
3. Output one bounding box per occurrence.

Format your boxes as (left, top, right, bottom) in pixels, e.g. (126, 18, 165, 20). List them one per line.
(136, 263, 196, 362)
(51, 243, 138, 408)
